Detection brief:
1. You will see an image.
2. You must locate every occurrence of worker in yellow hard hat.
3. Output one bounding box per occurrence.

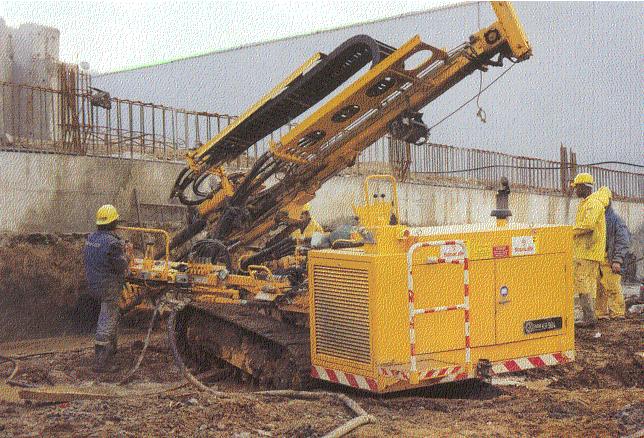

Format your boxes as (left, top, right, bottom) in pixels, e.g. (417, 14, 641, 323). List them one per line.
(84, 204, 131, 372)
(571, 173, 609, 328)
(291, 202, 324, 241)
(596, 188, 630, 320)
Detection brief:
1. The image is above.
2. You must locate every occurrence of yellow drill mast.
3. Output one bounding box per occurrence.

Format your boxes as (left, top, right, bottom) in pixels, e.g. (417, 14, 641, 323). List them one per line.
(125, 2, 572, 395)
(166, 1, 532, 258)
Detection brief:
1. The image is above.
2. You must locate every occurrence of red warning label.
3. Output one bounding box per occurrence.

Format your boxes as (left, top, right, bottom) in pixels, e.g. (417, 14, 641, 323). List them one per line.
(493, 245, 510, 258)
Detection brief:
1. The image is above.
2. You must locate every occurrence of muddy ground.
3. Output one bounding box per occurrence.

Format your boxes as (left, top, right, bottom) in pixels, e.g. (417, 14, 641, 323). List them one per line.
(0, 315, 641, 437)
(0, 233, 642, 436)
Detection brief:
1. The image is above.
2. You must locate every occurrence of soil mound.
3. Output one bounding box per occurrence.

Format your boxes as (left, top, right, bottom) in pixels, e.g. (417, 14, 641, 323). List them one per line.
(0, 233, 88, 341)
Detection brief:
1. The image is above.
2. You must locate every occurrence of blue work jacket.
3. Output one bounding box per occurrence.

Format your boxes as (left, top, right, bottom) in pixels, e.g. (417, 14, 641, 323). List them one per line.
(84, 230, 129, 294)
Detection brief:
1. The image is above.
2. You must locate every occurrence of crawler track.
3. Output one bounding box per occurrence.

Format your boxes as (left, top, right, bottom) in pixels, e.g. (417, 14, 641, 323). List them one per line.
(175, 303, 311, 389)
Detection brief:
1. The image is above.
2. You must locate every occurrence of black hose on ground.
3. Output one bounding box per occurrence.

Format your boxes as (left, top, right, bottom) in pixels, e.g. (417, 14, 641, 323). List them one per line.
(165, 307, 376, 437)
(166, 308, 227, 396)
(118, 302, 161, 385)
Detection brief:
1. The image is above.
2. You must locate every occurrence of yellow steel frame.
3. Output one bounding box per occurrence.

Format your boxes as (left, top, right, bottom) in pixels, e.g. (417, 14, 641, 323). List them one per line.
(196, 167, 235, 217)
(187, 1, 533, 249)
(491, 1, 532, 60)
(272, 37, 447, 163)
(187, 52, 323, 172)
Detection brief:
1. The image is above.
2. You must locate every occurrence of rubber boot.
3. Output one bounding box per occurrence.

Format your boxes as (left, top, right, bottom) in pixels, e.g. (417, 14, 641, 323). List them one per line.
(577, 294, 598, 328)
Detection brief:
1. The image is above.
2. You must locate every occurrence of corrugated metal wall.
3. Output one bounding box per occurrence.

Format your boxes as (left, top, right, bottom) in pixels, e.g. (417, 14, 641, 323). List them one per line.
(93, 2, 642, 165)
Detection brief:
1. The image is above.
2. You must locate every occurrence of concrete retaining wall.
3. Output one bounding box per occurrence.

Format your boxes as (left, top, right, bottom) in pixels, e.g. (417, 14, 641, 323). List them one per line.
(0, 151, 185, 233)
(1, 152, 642, 235)
(311, 175, 643, 233)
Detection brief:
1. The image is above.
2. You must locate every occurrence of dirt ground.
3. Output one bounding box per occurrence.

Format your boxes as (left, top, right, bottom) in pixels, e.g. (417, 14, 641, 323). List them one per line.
(0, 315, 641, 437)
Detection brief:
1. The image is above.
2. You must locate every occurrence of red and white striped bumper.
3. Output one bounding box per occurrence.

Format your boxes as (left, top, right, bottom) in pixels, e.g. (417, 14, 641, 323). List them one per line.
(489, 350, 575, 375)
(378, 350, 576, 385)
(379, 364, 470, 385)
(312, 351, 574, 392)
(311, 365, 378, 391)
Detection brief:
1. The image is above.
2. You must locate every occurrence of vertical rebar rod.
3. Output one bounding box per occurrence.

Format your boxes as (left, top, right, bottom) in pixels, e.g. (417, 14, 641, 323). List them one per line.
(139, 103, 145, 157)
(117, 100, 123, 157)
(152, 105, 156, 157)
(162, 107, 167, 160)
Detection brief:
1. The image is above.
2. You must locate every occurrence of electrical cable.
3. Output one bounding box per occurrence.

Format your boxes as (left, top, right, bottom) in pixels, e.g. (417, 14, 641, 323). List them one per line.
(118, 301, 161, 385)
(423, 160, 644, 175)
(0, 354, 19, 384)
(475, 1, 486, 123)
(428, 63, 516, 132)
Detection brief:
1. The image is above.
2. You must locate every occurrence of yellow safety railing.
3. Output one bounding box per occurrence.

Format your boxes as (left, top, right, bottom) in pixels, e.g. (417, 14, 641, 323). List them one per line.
(117, 226, 171, 280)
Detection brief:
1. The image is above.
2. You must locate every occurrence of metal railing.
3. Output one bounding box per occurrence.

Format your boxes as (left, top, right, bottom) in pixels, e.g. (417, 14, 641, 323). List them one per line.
(348, 139, 642, 201)
(0, 65, 92, 154)
(0, 78, 286, 165)
(0, 80, 641, 201)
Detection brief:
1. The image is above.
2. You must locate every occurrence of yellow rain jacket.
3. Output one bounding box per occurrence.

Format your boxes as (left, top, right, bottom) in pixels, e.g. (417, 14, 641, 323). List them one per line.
(573, 187, 610, 262)
(291, 217, 324, 240)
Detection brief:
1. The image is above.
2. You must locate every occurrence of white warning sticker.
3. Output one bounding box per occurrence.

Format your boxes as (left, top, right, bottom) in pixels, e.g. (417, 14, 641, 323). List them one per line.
(511, 236, 536, 256)
(440, 244, 465, 260)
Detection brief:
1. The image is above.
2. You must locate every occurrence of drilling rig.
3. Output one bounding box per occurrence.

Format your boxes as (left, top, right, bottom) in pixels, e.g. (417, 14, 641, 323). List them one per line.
(124, 2, 576, 393)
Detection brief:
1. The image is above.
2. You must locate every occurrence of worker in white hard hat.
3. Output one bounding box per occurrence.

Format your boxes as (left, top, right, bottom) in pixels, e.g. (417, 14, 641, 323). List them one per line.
(571, 173, 609, 328)
(291, 203, 324, 241)
(84, 204, 131, 372)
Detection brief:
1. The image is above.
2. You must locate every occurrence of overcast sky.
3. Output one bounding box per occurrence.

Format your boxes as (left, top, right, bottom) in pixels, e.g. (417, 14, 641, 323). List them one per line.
(0, 0, 461, 73)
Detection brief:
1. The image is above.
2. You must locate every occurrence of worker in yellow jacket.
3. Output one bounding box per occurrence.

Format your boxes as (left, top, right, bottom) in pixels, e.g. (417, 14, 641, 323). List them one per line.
(291, 202, 324, 241)
(571, 173, 609, 327)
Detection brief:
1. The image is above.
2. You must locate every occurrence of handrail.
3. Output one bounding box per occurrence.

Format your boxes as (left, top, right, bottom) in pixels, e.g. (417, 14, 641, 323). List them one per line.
(117, 226, 171, 280)
(406, 239, 470, 383)
(363, 174, 400, 219)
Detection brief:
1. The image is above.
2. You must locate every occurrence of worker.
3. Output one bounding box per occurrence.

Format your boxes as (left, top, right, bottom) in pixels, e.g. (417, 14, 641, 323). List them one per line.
(291, 203, 324, 241)
(84, 204, 131, 372)
(571, 173, 609, 327)
(596, 188, 630, 320)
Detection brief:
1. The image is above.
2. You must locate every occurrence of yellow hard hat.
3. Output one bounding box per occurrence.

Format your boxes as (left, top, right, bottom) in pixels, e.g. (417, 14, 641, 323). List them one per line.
(96, 204, 120, 225)
(302, 203, 312, 213)
(572, 173, 594, 187)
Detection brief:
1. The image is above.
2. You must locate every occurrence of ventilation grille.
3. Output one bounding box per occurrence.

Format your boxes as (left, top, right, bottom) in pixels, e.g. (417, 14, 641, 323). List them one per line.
(313, 264, 371, 364)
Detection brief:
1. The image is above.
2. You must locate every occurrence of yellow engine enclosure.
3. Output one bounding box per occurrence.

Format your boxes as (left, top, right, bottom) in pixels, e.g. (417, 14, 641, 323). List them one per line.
(308, 223, 574, 393)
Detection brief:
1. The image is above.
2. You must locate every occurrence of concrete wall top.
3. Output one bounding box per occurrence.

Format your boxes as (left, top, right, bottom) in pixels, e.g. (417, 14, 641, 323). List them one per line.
(311, 175, 643, 235)
(0, 151, 185, 233)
